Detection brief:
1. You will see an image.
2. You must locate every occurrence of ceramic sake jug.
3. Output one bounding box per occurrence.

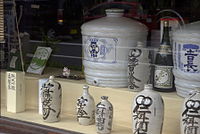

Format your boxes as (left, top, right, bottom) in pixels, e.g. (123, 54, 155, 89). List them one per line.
(132, 84, 164, 134)
(128, 42, 151, 91)
(81, 8, 148, 88)
(180, 89, 200, 134)
(41, 76, 62, 122)
(76, 85, 95, 125)
(173, 21, 200, 97)
(96, 96, 113, 134)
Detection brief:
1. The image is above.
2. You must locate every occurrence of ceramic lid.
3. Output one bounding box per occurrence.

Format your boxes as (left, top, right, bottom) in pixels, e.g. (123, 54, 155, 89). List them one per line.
(81, 8, 148, 35)
(173, 21, 200, 37)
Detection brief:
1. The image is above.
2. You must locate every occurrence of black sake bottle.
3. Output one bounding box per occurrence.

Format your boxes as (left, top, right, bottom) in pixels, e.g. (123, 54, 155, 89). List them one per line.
(153, 21, 175, 92)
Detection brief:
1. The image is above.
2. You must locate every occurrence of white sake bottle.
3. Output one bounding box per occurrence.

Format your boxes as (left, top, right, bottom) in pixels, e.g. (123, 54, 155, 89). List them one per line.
(41, 76, 62, 122)
(76, 85, 95, 125)
(132, 84, 164, 134)
(180, 89, 200, 134)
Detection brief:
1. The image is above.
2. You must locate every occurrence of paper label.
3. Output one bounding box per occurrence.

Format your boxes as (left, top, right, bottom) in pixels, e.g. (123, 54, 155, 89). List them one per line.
(154, 65, 173, 88)
(7, 72, 16, 91)
(178, 43, 200, 73)
(83, 36, 118, 63)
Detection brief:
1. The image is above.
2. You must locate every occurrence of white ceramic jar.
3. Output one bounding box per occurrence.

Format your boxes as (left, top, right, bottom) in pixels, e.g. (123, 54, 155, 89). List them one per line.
(173, 21, 200, 97)
(180, 89, 200, 134)
(132, 84, 164, 134)
(41, 76, 62, 122)
(96, 96, 113, 134)
(128, 42, 151, 91)
(81, 8, 148, 88)
(76, 85, 95, 125)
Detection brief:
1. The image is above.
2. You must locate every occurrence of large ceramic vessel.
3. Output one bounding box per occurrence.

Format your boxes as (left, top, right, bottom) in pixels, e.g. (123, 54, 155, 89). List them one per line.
(180, 89, 200, 134)
(132, 84, 164, 134)
(81, 8, 148, 88)
(173, 21, 200, 97)
(128, 42, 151, 91)
(96, 96, 113, 134)
(41, 76, 62, 122)
(76, 85, 95, 125)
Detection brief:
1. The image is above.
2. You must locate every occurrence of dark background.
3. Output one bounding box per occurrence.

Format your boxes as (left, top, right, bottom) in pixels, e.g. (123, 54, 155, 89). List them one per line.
(2, 0, 200, 70)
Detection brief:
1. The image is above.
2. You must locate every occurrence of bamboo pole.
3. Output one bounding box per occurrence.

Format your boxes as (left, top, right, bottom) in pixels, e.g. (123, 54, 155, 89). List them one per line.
(0, 0, 4, 42)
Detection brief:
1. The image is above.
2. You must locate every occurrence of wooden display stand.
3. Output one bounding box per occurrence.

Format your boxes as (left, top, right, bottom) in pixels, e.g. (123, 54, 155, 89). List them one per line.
(1, 69, 184, 134)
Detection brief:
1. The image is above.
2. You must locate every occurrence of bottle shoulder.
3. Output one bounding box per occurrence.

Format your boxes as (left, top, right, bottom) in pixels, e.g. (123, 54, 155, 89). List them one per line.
(155, 53, 173, 66)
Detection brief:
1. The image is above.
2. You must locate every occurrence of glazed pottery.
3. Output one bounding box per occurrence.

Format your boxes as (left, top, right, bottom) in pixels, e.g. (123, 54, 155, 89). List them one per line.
(76, 85, 95, 125)
(96, 96, 113, 134)
(132, 84, 164, 134)
(173, 21, 200, 97)
(180, 89, 200, 134)
(39, 78, 48, 115)
(41, 76, 62, 122)
(128, 42, 151, 91)
(81, 8, 148, 87)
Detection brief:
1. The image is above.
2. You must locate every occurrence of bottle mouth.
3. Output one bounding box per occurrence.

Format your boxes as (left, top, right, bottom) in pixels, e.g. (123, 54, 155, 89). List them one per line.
(101, 96, 108, 100)
(49, 75, 55, 80)
(106, 8, 124, 17)
(144, 84, 153, 90)
(83, 85, 89, 89)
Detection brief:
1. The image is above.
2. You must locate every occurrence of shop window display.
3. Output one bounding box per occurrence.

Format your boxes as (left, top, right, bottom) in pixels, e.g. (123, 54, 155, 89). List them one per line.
(1, 0, 200, 134)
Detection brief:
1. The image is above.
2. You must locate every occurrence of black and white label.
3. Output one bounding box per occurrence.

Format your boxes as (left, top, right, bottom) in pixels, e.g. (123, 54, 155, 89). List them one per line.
(154, 65, 173, 89)
(7, 72, 16, 91)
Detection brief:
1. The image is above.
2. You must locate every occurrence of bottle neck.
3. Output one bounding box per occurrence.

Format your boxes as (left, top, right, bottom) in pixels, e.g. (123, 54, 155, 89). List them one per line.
(159, 22, 172, 54)
(144, 84, 153, 91)
(49, 76, 55, 82)
(82, 85, 90, 95)
(83, 88, 89, 95)
(161, 24, 171, 46)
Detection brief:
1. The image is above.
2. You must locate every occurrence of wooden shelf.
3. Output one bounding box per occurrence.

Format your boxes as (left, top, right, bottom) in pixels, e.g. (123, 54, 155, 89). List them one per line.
(1, 69, 184, 134)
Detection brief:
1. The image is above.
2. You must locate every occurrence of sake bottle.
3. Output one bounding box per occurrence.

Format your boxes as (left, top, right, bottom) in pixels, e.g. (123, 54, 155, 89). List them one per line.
(76, 85, 95, 125)
(132, 84, 164, 134)
(41, 76, 62, 122)
(96, 96, 113, 134)
(153, 20, 175, 92)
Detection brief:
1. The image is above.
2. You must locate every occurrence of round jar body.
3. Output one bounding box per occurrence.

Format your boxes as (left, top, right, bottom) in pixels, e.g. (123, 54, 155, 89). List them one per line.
(41, 76, 62, 123)
(76, 85, 95, 125)
(81, 9, 148, 88)
(180, 90, 200, 134)
(173, 21, 200, 97)
(132, 84, 164, 134)
(96, 96, 113, 134)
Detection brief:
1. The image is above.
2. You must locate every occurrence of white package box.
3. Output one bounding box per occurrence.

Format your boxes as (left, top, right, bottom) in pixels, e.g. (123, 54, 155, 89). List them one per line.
(6, 71, 25, 113)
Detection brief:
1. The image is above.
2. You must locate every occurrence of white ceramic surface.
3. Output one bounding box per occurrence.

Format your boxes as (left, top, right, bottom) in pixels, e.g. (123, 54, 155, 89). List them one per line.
(41, 76, 62, 122)
(128, 42, 151, 91)
(76, 85, 95, 125)
(174, 76, 200, 97)
(180, 90, 200, 134)
(173, 21, 200, 97)
(96, 96, 113, 134)
(81, 9, 148, 88)
(132, 84, 164, 134)
(38, 78, 48, 115)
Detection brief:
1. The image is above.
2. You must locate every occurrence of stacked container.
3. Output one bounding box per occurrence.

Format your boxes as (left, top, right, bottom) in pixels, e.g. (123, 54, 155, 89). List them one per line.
(173, 21, 200, 97)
